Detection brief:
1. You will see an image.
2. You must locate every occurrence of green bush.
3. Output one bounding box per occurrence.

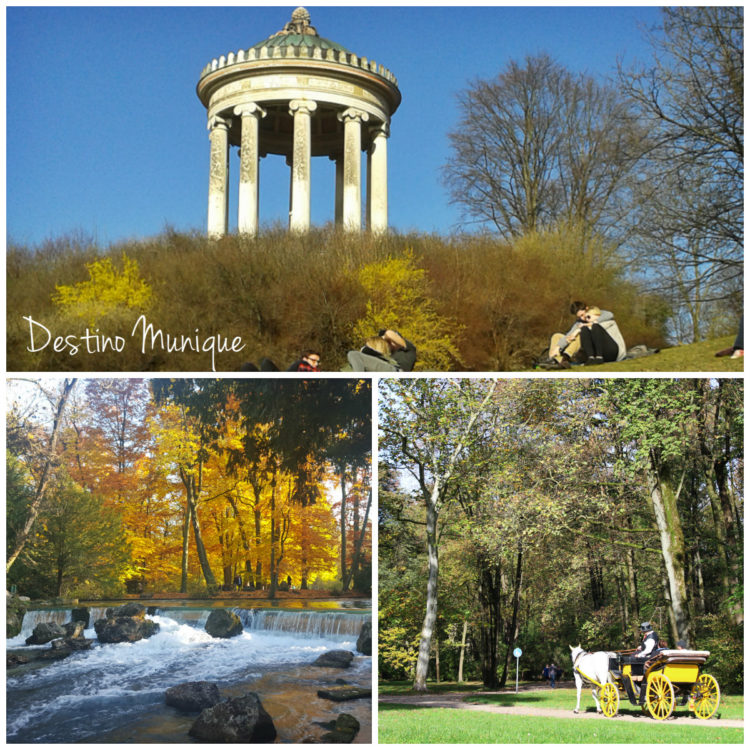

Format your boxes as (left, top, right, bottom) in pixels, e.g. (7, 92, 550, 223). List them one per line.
(693, 613, 743, 694)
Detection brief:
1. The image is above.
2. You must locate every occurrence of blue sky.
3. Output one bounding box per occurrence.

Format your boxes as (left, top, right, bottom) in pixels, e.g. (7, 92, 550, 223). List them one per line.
(6, 4, 663, 247)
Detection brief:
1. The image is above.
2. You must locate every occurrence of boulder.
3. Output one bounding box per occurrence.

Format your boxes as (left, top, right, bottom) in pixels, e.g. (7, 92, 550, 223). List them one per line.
(356, 622, 372, 655)
(205, 609, 243, 639)
(106, 602, 146, 619)
(317, 685, 371, 702)
(165, 681, 222, 712)
(312, 650, 354, 668)
(7, 653, 31, 668)
(189, 693, 277, 742)
(64, 621, 87, 639)
(319, 713, 360, 743)
(25, 621, 66, 645)
(41, 637, 94, 659)
(94, 615, 159, 643)
(71, 607, 90, 628)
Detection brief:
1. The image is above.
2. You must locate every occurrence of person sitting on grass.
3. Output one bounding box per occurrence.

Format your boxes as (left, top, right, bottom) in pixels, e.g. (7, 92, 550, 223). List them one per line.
(541, 301, 622, 369)
(576, 306, 627, 365)
(347, 337, 401, 372)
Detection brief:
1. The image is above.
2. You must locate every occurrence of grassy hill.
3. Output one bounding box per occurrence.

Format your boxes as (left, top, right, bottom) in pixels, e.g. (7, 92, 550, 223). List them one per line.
(7, 228, 738, 373)
(537, 335, 743, 373)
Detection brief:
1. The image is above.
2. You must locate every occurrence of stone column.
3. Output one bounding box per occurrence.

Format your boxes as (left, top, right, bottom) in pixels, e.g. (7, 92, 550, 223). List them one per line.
(207, 115, 231, 239)
(330, 154, 344, 227)
(368, 123, 389, 234)
(288, 99, 317, 233)
(234, 103, 266, 237)
(338, 108, 369, 232)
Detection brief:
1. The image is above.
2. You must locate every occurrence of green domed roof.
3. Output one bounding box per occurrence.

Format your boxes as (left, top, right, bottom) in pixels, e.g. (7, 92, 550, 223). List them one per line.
(251, 7, 351, 55)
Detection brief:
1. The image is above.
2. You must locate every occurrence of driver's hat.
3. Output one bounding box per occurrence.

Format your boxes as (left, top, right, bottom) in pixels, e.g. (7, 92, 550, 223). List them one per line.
(639, 621, 652, 632)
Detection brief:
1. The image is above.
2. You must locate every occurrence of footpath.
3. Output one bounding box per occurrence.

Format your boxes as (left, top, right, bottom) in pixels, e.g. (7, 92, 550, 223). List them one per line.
(379, 688, 743, 729)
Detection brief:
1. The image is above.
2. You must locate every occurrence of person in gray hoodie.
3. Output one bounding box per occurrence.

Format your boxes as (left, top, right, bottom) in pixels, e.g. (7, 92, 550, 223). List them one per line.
(576, 306, 627, 364)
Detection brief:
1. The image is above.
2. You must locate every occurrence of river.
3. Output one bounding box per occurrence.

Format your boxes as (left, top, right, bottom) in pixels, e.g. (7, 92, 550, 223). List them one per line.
(6, 601, 372, 743)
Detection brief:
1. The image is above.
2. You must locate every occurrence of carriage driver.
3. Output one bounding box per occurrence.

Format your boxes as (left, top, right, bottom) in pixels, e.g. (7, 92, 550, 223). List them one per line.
(630, 622, 659, 682)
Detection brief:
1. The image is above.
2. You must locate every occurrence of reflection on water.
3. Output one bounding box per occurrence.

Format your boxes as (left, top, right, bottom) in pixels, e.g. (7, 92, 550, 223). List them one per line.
(7, 606, 371, 744)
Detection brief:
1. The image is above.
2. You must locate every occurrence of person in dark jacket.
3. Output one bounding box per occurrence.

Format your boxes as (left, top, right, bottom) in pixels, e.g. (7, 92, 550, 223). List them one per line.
(287, 349, 322, 372)
(380, 329, 417, 371)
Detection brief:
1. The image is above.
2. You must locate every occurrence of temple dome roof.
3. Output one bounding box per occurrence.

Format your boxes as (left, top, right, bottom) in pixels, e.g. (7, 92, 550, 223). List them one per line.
(250, 7, 351, 54)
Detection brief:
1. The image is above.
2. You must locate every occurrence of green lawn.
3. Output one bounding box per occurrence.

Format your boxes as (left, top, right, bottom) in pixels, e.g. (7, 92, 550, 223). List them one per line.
(531, 335, 744, 372)
(465, 687, 745, 721)
(378, 682, 744, 743)
(378, 705, 744, 744)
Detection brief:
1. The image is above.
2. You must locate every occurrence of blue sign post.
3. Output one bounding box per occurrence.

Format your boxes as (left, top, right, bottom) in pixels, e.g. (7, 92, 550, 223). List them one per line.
(513, 647, 522, 693)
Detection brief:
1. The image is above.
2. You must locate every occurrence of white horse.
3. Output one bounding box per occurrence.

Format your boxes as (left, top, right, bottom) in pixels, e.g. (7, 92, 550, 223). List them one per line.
(569, 644, 614, 714)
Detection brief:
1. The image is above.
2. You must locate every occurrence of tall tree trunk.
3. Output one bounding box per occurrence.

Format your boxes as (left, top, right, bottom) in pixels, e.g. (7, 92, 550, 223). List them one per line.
(183, 473, 217, 590)
(253, 490, 263, 588)
(339, 468, 348, 591)
(7, 378, 77, 572)
(345, 487, 372, 592)
(434, 640, 441, 683)
(649, 453, 690, 641)
(181, 501, 191, 593)
(414, 491, 440, 691)
(458, 620, 468, 683)
(269, 479, 278, 598)
(500, 549, 523, 688)
(227, 493, 253, 579)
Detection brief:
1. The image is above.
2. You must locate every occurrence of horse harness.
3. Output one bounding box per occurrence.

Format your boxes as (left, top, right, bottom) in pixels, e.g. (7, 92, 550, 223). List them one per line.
(572, 649, 604, 688)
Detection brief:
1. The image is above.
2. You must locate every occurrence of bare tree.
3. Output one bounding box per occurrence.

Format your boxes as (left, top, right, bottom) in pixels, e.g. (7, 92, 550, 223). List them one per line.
(621, 6, 743, 334)
(443, 54, 643, 241)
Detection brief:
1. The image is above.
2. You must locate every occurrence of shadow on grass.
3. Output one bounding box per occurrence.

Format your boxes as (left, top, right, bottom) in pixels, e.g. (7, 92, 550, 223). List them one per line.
(465, 695, 548, 706)
(379, 703, 424, 712)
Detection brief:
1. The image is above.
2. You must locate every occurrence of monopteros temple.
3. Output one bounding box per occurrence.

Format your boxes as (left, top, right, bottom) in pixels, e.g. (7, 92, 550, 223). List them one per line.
(197, 7, 402, 237)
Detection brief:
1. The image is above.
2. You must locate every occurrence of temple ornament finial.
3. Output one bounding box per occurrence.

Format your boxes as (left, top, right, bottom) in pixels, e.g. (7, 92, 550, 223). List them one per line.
(274, 7, 318, 38)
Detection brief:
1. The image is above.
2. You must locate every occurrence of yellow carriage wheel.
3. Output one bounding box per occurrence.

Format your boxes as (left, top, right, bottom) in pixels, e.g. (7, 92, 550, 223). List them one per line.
(600, 682, 619, 718)
(645, 673, 674, 720)
(692, 673, 720, 719)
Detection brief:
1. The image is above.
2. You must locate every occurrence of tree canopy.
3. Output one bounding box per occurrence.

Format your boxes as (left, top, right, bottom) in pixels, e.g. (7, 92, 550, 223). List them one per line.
(7, 378, 372, 600)
(379, 378, 743, 693)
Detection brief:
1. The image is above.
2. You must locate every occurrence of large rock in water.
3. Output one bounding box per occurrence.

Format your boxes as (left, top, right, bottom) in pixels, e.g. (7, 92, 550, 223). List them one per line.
(94, 605, 159, 644)
(106, 602, 146, 619)
(166, 681, 222, 712)
(25, 621, 66, 645)
(319, 713, 360, 743)
(312, 650, 354, 668)
(356, 622, 372, 655)
(205, 609, 243, 639)
(71, 607, 91, 628)
(317, 685, 371, 702)
(189, 693, 277, 742)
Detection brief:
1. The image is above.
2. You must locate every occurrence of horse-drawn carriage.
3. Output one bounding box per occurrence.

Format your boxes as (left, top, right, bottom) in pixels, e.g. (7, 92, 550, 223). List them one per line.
(571, 645, 720, 721)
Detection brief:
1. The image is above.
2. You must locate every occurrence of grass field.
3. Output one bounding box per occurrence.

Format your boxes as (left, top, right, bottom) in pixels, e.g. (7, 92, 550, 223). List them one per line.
(378, 682, 744, 743)
(532, 335, 744, 372)
(378, 705, 744, 744)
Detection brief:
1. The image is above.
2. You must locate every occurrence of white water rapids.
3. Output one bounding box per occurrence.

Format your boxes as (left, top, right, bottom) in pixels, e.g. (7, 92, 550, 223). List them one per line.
(6, 606, 372, 743)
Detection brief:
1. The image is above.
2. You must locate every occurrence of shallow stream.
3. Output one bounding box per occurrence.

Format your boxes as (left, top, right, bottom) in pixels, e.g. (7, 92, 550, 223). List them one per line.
(7, 601, 372, 743)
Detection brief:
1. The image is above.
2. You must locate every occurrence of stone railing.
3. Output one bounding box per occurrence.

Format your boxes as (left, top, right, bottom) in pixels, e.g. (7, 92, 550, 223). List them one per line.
(199, 44, 398, 87)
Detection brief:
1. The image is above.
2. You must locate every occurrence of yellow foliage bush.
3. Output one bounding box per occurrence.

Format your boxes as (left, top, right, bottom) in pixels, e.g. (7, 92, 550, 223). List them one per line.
(52, 254, 152, 327)
(353, 250, 464, 370)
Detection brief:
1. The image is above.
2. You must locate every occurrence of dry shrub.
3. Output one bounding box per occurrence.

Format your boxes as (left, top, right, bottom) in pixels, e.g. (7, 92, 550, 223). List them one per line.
(6, 226, 667, 371)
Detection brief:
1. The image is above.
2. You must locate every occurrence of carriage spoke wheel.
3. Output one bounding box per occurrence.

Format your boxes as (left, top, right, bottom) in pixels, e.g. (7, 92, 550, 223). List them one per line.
(645, 673, 674, 720)
(691, 673, 720, 719)
(600, 682, 619, 718)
